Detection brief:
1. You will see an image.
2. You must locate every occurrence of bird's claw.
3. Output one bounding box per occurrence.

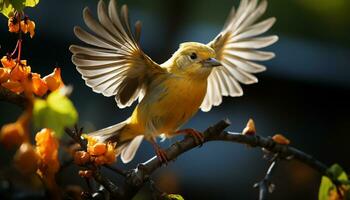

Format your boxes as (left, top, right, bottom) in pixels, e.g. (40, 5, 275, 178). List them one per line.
(150, 139, 169, 164)
(177, 128, 204, 147)
(155, 148, 168, 164)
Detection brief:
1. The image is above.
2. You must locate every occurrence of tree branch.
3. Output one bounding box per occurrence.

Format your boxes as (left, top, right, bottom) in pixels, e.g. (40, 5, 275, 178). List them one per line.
(115, 119, 334, 199)
(0, 86, 28, 108)
(66, 119, 336, 200)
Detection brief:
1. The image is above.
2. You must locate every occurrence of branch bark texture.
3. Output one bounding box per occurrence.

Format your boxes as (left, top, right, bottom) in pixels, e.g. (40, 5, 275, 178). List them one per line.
(88, 119, 331, 200)
(0, 86, 27, 108)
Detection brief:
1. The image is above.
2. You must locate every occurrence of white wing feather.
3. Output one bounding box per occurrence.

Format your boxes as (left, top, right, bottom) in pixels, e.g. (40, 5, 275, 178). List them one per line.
(70, 0, 165, 109)
(201, 0, 278, 112)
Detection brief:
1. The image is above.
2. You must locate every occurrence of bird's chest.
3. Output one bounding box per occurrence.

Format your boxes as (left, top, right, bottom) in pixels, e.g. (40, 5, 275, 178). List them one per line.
(135, 76, 207, 135)
(163, 77, 207, 114)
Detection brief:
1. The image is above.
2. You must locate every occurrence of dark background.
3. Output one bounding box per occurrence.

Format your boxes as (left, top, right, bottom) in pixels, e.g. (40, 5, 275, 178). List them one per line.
(1, 0, 350, 199)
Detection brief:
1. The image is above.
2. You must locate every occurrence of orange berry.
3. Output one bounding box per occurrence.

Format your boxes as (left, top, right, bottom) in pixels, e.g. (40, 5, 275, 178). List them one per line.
(104, 143, 117, 163)
(10, 65, 31, 81)
(8, 17, 19, 33)
(19, 18, 35, 38)
(84, 136, 117, 165)
(21, 77, 34, 96)
(1, 80, 24, 93)
(92, 143, 117, 165)
(92, 143, 107, 156)
(20, 60, 27, 66)
(28, 20, 35, 38)
(1, 56, 16, 69)
(78, 170, 93, 178)
(74, 151, 90, 166)
(35, 128, 60, 176)
(43, 68, 63, 91)
(84, 135, 117, 165)
(0, 122, 25, 149)
(31, 73, 48, 96)
(14, 143, 39, 175)
(85, 135, 98, 154)
(272, 134, 290, 145)
(0, 68, 11, 83)
(20, 20, 28, 34)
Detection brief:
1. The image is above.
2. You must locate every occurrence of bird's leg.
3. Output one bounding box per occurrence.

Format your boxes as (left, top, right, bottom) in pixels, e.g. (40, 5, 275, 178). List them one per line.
(176, 128, 204, 146)
(150, 139, 168, 164)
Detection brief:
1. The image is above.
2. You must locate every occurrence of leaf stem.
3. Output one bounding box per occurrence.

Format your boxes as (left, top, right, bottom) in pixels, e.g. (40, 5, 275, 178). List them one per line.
(16, 11, 23, 63)
(10, 40, 19, 57)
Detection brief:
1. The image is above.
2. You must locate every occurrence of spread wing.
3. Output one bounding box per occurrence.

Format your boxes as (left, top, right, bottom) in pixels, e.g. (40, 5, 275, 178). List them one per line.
(200, 0, 278, 112)
(70, 0, 165, 108)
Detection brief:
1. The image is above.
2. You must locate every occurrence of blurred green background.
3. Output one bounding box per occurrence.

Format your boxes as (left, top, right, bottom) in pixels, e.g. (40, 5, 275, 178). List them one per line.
(1, 0, 350, 199)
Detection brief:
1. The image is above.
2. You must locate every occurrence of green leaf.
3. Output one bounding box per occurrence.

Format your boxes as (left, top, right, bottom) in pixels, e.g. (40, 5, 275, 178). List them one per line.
(33, 91, 78, 138)
(22, 0, 39, 7)
(0, 0, 39, 18)
(319, 164, 350, 200)
(319, 176, 335, 200)
(0, 0, 14, 18)
(166, 194, 185, 200)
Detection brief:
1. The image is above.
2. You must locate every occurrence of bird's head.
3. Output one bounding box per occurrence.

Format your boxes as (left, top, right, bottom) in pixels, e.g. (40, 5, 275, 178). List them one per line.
(168, 42, 221, 78)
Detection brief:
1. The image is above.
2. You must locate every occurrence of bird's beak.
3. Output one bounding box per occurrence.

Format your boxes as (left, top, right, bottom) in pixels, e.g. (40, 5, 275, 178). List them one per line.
(203, 58, 221, 68)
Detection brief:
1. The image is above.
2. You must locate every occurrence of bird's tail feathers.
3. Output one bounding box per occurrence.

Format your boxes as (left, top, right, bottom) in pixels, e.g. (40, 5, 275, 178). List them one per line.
(119, 135, 144, 163)
(89, 119, 128, 143)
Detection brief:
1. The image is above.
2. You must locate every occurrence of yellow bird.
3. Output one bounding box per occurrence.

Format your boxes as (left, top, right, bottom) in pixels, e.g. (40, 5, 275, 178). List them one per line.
(70, 0, 278, 163)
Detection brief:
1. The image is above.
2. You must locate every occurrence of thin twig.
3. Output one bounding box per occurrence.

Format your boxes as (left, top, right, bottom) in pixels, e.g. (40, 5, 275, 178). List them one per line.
(254, 156, 279, 200)
(0, 86, 28, 108)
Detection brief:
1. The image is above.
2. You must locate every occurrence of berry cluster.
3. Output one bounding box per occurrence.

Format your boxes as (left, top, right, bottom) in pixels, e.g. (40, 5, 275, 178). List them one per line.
(8, 15, 35, 38)
(1, 12, 64, 97)
(0, 12, 63, 191)
(1, 112, 60, 178)
(0, 56, 63, 96)
(74, 135, 117, 178)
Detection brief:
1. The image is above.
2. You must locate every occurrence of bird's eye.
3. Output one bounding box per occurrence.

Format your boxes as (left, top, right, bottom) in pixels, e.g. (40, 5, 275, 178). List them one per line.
(190, 53, 197, 60)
